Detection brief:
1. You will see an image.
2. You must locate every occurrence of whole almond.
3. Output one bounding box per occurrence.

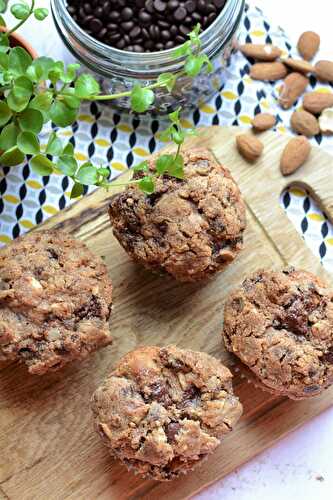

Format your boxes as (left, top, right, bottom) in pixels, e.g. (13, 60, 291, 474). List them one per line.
(250, 62, 288, 82)
(297, 31, 320, 61)
(315, 60, 333, 83)
(236, 134, 264, 162)
(280, 136, 311, 176)
(239, 43, 282, 62)
(282, 58, 315, 75)
(290, 110, 320, 137)
(303, 92, 333, 114)
(279, 73, 309, 109)
(252, 113, 276, 132)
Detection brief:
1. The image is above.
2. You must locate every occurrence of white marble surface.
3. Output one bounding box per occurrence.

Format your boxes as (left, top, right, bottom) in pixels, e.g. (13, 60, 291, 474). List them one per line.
(11, 1, 333, 499)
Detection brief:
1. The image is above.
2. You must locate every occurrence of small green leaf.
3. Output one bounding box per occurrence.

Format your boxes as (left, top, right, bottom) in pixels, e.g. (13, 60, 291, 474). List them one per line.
(8, 46, 32, 76)
(0, 123, 19, 150)
(18, 108, 43, 134)
(155, 154, 174, 175)
(133, 160, 149, 173)
(0, 33, 9, 49)
(48, 61, 65, 85)
(17, 131, 40, 155)
(26, 56, 54, 81)
(76, 162, 98, 185)
(0, 51, 8, 69)
(0, 15, 6, 27)
(29, 91, 53, 112)
(63, 94, 81, 110)
(30, 154, 55, 175)
(49, 100, 77, 127)
(46, 133, 63, 156)
(98, 167, 109, 178)
(130, 85, 154, 113)
(168, 108, 181, 123)
(74, 74, 100, 98)
(171, 128, 185, 145)
(0, 101, 12, 126)
(33, 7, 48, 20)
(173, 40, 192, 58)
(7, 76, 33, 112)
(70, 182, 84, 199)
(0, 146, 25, 166)
(157, 73, 177, 92)
(184, 54, 211, 77)
(57, 155, 78, 176)
(168, 155, 184, 179)
(11, 2, 30, 20)
(62, 142, 74, 156)
(61, 63, 80, 83)
(0, 1, 8, 14)
(138, 176, 155, 194)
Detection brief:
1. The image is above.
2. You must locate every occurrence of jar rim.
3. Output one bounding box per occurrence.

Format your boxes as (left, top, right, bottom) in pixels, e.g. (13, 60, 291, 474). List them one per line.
(51, 0, 244, 66)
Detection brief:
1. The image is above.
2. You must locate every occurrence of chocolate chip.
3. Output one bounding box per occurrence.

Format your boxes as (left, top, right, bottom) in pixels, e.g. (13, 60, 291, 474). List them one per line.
(231, 297, 244, 313)
(18, 347, 34, 360)
(180, 384, 201, 408)
(75, 295, 103, 320)
(47, 248, 59, 260)
(165, 422, 181, 442)
(66, 0, 227, 52)
(147, 381, 172, 406)
(322, 349, 333, 364)
(174, 6, 187, 21)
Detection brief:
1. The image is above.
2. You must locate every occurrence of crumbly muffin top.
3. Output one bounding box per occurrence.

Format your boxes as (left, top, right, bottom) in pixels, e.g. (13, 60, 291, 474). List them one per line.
(223, 268, 333, 399)
(109, 148, 246, 282)
(0, 230, 113, 374)
(91, 345, 242, 481)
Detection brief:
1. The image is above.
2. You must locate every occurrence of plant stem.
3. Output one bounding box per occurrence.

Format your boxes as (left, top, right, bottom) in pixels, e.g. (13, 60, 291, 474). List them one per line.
(101, 178, 141, 189)
(7, 0, 35, 35)
(175, 143, 181, 161)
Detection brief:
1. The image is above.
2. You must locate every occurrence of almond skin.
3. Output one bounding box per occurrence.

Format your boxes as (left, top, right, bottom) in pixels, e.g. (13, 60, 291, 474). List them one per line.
(297, 31, 320, 61)
(280, 136, 311, 176)
(239, 43, 282, 62)
(290, 110, 320, 137)
(250, 62, 288, 82)
(279, 73, 309, 110)
(236, 134, 264, 163)
(303, 92, 333, 114)
(282, 58, 315, 75)
(252, 113, 276, 132)
(315, 60, 333, 83)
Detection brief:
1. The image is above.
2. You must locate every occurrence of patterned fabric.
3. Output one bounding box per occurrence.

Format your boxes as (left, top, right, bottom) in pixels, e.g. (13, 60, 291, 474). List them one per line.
(0, 4, 332, 273)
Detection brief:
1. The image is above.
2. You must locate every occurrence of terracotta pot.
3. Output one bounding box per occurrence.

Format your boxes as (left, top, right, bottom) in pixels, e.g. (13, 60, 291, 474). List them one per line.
(0, 26, 38, 58)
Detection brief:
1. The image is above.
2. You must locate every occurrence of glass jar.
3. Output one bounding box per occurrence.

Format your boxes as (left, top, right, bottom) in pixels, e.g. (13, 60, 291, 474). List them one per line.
(51, 0, 245, 113)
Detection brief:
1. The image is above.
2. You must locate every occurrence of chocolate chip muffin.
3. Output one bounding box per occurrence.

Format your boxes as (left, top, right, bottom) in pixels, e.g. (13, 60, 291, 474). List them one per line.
(0, 230, 113, 375)
(223, 268, 333, 399)
(91, 345, 242, 481)
(109, 148, 246, 282)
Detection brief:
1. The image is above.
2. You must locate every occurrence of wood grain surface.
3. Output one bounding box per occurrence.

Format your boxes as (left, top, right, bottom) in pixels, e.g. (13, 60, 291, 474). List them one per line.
(1, 126, 333, 500)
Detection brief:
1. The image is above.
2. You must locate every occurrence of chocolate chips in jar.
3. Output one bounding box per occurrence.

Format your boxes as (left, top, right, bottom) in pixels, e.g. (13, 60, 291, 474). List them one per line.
(66, 0, 227, 52)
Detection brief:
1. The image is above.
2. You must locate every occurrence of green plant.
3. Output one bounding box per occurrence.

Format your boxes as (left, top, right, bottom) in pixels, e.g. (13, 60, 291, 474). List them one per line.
(0, 1, 213, 197)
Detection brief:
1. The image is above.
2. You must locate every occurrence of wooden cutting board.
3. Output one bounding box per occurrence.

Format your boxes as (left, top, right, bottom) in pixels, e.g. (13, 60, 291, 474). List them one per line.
(1, 126, 333, 500)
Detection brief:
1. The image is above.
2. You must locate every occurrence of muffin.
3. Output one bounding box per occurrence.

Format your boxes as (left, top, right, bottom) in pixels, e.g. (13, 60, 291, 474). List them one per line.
(222, 267, 333, 399)
(0, 230, 113, 375)
(109, 148, 246, 282)
(91, 345, 242, 481)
